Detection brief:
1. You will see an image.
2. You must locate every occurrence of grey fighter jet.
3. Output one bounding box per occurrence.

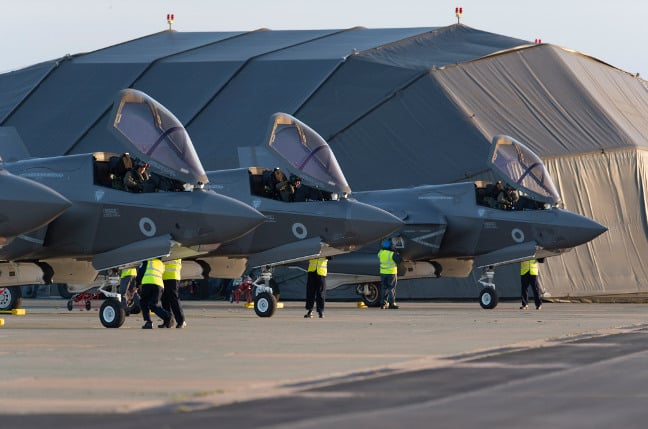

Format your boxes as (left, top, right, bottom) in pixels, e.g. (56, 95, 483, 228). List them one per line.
(176, 113, 404, 317)
(290, 135, 607, 309)
(0, 89, 266, 321)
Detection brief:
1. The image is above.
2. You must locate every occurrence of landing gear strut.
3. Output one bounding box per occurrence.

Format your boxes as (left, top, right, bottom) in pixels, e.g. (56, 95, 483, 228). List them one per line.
(252, 267, 278, 318)
(477, 266, 499, 309)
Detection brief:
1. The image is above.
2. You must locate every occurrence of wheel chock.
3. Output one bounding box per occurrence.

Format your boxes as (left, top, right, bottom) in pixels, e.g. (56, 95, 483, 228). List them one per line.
(0, 318, 4, 327)
(244, 302, 283, 309)
(356, 301, 368, 308)
(0, 308, 26, 315)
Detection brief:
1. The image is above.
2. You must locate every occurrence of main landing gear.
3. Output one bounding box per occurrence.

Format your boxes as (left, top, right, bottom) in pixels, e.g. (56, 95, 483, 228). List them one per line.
(477, 266, 499, 309)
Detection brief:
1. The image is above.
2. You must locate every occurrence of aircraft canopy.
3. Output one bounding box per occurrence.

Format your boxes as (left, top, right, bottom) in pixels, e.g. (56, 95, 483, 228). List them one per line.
(108, 89, 208, 185)
(488, 135, 561, 205)
(266, 113, 352, 196)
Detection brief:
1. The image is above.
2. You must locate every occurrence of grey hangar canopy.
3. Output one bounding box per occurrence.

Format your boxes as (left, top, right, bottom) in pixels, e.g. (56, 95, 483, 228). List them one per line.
(1, 23, 647, 300)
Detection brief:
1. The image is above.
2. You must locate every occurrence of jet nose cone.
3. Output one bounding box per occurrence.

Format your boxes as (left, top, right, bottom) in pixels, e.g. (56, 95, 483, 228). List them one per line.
(547, 210, 608, 249)
(343, 200, 404, 248)
(200, 191, 266, 242)
(0, 171, 71, 238)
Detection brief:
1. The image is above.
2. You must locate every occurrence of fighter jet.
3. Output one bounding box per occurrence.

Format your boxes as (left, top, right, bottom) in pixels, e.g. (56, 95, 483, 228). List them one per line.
(176, 113, 405, 317)
(0, 89, 266, 322)
(286, 135, 607, 309)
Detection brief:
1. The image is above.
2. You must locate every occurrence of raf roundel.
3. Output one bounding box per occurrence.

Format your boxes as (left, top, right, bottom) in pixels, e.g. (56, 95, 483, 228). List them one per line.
(511, 228, 525, 243)
(292, 222, 308, 239)
(139, 217, 157, 237)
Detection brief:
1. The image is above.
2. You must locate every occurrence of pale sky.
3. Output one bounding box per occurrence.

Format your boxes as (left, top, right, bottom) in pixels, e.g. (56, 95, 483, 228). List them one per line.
(3, 0, 647, 77)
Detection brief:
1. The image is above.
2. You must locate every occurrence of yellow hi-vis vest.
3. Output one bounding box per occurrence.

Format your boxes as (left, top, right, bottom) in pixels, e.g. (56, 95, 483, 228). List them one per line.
(307, 258, 328, 276)
(142, 259, 165, 287)
(163, 259, 182, 281)
(120, 267, 137, 278)
(520, 259, 539, 276)
(378, 249, 397, 274)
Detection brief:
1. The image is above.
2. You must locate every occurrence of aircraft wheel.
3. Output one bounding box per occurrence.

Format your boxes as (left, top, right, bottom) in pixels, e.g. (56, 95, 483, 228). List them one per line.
(254, 292, 277, 318)
(66, 300, 73, 311)
(99, 299, 126, 328)
(0, 286, 22, 311)
(126, 293, 141, 315)
(479, 287, 498, 309)
(358, 283, 381, 307)
(85, 300, 92, 311)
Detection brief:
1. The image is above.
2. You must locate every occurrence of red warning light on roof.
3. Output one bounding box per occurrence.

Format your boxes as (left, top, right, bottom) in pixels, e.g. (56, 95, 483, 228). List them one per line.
(455, 6, 463, 23)
(535, 38, 542, 44)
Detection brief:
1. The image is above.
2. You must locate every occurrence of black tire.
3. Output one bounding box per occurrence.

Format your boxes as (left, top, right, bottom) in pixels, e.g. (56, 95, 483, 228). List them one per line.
(254, 291, 277, 318)
(0, 286, 22, 311)
(85, 300, 92, 311)
(99, 299, 126, 328)
(57, 284, 74, 299)
(479, 287, 499, 309)
(127, 298, 141, 315)
(67, 300, 73, 311)
(358, 283, 381, 307)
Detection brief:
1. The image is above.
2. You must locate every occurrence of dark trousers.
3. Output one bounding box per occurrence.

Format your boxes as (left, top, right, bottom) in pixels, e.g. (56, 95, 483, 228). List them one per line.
(139, 283, 169, 323)
(305, 271, 326, 313)
(521, 273, 542, 308)
(380, 274, 397, 306)
(162, 279, 185, 324)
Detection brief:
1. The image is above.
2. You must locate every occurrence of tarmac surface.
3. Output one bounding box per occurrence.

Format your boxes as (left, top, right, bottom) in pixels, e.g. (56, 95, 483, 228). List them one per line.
(1, 298, 648, 428)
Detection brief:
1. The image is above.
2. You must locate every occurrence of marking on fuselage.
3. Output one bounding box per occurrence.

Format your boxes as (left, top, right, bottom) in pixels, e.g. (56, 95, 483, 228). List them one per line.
(95, 190, 105, 201)
(139, 217, 157, 237)
(292, 223, 307, 239)
(512, 228, 525, 243)
(411, 231, 443, 249)
(16, 235, 44, 245)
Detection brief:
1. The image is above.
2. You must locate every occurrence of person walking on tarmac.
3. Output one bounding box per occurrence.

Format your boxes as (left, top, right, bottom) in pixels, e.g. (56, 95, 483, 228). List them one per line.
(520, 258, 544, 310)
(119, 266, 139, 314)
(160, 259, 186, 328)
(137, 258, 171, 329)
(304, 257, 328, 318)
(378, 239, 402, 309)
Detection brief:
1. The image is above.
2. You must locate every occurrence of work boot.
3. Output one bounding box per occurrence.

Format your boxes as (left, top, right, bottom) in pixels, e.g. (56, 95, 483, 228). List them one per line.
(520, 305, 529, 310)
(318, 311, 324, 318)
(176, 321, 187, 329)
(158, 316, 173, 328)
(388, 304, 400, 309)
(142, 321, 152, 329)
(304, 311, 313, 318)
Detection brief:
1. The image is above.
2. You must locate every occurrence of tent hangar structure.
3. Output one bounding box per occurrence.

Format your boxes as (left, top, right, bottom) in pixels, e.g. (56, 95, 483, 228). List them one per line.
(1, 23, 647, 301)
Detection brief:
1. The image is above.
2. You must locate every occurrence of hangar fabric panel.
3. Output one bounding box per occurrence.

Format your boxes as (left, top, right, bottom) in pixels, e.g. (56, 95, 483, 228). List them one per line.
(1, 23, 647, 300)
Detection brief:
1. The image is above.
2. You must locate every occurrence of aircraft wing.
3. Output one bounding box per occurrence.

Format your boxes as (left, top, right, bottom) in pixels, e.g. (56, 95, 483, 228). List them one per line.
(92, 234, 174, 271)
(474, 241, 538, 269)
(246, 237, 326, 268)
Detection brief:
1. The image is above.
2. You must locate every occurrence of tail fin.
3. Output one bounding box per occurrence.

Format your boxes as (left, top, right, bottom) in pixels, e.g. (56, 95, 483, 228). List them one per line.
(0, 127, 31, 162)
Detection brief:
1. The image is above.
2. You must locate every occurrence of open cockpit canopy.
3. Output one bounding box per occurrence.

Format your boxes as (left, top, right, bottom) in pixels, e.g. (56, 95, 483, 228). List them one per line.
(108, 89, 208, 186)
(266, 113, 351, 196)
(488, 135, 561, 205)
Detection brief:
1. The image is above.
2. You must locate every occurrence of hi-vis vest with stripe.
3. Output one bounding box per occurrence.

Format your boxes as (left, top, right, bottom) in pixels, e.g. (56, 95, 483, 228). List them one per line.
(307, 258, 328, 276)
(163, 259, 182, 281)
(120, 267, 137, 278)
(520, 259, 539, 276)
(142, 259, 165, 287)
(378, 249, 397, 274)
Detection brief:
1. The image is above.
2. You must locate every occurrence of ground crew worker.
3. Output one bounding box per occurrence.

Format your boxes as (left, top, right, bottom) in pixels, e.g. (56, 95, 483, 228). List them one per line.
(161, 259, 186, 328)
(378, 239, 402, 309)
(520, 258, 543, 310)
(118, 266, 138, 314)
(304, 257, 328, 318)
(138, 258, 171, 329)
